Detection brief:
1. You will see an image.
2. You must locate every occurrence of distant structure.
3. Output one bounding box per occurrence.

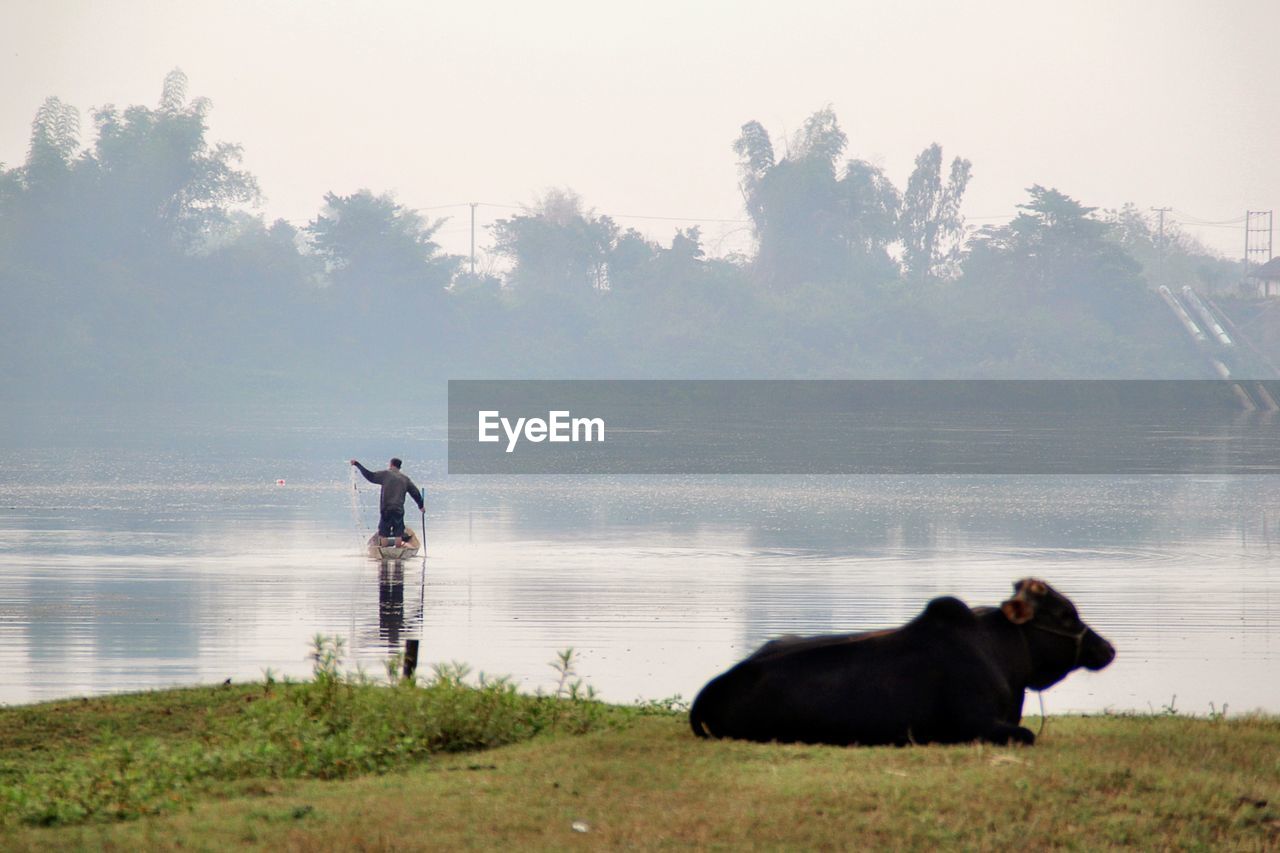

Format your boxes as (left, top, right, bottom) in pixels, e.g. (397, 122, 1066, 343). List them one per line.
(1249, 256, 1280, 298)
(1245, 210, 1274, 295)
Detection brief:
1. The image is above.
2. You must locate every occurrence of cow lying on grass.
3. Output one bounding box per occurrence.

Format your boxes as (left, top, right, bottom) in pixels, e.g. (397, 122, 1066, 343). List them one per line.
(689, 579, 1115, 746)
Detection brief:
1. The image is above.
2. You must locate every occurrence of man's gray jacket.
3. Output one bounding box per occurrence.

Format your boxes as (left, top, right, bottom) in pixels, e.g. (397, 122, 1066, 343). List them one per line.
(354, 463, 424, 514)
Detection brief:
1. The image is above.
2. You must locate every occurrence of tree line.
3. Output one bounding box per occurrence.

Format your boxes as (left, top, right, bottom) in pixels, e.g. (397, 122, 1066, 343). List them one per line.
(0, 72, 1239, 419)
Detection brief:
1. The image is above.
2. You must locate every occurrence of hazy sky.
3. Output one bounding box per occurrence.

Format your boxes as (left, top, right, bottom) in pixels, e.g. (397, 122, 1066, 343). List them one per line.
(4, 0, 1279, 261)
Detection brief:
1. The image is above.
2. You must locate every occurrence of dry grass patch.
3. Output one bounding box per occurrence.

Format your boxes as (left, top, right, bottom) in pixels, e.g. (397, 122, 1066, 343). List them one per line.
(10, 714, 1277, 851)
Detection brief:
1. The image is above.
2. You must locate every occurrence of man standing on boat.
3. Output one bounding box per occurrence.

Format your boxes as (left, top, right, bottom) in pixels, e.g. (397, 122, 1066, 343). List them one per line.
(350, 458, 425, 544)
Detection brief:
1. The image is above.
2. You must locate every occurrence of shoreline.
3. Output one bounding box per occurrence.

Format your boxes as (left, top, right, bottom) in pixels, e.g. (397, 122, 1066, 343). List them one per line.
(2, 672, 1277, 849)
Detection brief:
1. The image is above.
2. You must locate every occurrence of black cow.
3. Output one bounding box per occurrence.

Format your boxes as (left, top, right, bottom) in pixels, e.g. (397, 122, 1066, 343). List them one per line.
(689, 579, 1115, 746)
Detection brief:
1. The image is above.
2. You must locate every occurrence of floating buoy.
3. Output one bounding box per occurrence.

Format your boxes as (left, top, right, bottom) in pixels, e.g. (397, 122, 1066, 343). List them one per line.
(276, 479, 286, 486)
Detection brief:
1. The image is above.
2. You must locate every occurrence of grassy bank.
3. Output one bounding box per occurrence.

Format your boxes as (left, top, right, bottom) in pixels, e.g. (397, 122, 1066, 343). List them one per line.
(1, 649, 1276, 850)
(0, 640, 634, 829)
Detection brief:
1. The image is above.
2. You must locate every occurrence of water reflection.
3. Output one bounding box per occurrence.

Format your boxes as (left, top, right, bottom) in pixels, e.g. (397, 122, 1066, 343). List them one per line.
(0, 448, 1277, 714)
(375, 561, 427, 654)
(378, 563, 406, 649)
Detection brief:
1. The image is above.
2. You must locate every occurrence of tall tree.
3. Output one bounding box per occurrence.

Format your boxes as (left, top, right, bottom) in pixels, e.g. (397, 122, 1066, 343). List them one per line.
(24, 97, 81, 190)
(734, 107, 900, 286)
(733, 120, 774, 229)
(3, 97, 85, 261)
(964, 185, 1141, 298)
(900, 143, 972, 283)
(491, 188, 619, 296)
(840, 159, 901, 265)
(306, 189, 456, 307)
(88, 68, 259, 250)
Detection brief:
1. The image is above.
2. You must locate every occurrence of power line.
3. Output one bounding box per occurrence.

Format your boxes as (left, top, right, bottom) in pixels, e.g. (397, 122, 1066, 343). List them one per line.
(1171, 209, 1246, 226)
(410, 199, 750, 223)
(407, 201, 1265, 242)
(1176, 221, 1249, 230)
(609, 212, 750, 224)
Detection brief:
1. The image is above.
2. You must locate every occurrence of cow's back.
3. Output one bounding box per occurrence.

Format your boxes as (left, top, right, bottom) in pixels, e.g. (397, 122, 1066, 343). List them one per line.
(690, 610, 970, 745)
(690, 587, 1111, 747)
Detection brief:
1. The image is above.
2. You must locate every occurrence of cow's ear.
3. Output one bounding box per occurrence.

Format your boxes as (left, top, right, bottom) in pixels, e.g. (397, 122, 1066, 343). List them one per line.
(1002, 597, 1034, 624)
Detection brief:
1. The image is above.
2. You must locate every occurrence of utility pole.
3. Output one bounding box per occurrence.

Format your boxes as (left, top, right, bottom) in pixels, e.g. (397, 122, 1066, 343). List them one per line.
(1151, 207, 1171, 286)
(1150, 207, 1171, 247)
(471, 199, 481, 272)
(469, 202, 478, 275)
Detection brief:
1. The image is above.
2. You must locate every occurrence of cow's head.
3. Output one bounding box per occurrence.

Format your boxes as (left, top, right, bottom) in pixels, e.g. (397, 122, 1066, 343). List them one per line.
(1001, 578, 1115, 689)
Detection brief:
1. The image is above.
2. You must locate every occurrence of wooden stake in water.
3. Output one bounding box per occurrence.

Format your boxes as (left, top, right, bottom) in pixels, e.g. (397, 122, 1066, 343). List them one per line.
(403, 639, 419, 679)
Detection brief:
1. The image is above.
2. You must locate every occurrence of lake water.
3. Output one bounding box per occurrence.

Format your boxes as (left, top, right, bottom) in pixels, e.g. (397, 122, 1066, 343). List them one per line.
(1, 446, 1277, 714)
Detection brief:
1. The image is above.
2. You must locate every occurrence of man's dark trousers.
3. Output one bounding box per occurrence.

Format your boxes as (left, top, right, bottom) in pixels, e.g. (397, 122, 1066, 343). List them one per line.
(379, 509, 406, 539)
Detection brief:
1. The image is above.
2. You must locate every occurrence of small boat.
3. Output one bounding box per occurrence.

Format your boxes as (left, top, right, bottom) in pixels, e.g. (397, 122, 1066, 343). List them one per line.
(367, 527, 421, 562)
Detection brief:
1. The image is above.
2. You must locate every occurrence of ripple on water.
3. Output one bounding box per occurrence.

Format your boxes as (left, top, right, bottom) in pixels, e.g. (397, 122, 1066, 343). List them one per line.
(0, 459, 1278, 711)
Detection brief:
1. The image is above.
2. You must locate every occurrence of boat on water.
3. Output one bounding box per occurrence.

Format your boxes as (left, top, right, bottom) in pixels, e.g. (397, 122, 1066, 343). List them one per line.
(367, 527, 421, 562)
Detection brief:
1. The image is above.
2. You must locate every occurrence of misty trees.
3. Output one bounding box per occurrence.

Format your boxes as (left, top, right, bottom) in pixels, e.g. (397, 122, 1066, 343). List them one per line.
(838, 160, 901, 275)
(90, 69, 259, 251)
(491, 189, 619, 296)
(0, 71, 1233, 408)
(900, 144, 972, 283)
(964, 186, 1141, 296)
(1105, 203, 1238, 294)
(13, 69, 261, 270)
(24, 97, 82, 192)
(3, 97, 89, 262)
(0, 71, 269, 400)
(734, 110, 980, 289)
(952, 186, 1207, 376)
(734, 108, 900, 286)
(302, 191, 457, 390)
(2, 69, 259, 272)
(2, 97, 87, 273)
(306, 189, 457, 308)
(734, 120, 774, 231)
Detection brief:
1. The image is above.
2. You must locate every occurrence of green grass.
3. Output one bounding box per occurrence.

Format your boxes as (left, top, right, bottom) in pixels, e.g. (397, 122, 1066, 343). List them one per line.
(1, 642, 1276, 850)
(0, 638, 629, 829)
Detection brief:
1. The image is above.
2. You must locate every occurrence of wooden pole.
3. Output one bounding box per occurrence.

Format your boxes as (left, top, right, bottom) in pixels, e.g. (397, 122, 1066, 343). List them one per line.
(470, 202, 478, 274)
(403, 639, 419, 679)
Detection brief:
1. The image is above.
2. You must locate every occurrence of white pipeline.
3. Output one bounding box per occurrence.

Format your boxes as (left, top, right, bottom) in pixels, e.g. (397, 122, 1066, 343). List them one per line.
(1157, 286, 1207, 344)
(1181, 287, 1233, 347)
